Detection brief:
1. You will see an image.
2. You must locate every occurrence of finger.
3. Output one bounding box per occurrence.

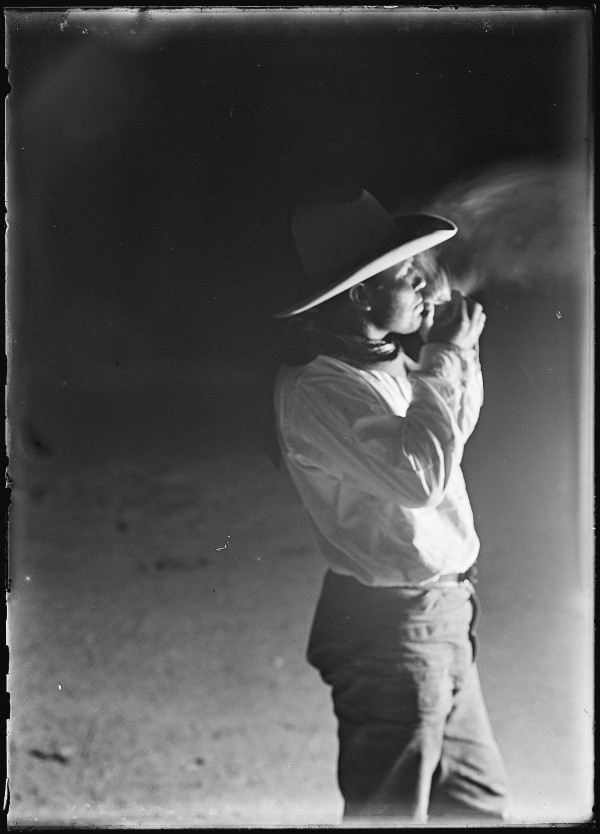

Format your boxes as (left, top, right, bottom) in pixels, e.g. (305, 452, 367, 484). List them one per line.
(472, 312, 487, 341)
(469, 307, 485, 335)
(467, 299, 484, 321)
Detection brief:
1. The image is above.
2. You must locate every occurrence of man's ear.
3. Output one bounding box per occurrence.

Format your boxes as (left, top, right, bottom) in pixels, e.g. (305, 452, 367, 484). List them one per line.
(348, 282, 372, 312)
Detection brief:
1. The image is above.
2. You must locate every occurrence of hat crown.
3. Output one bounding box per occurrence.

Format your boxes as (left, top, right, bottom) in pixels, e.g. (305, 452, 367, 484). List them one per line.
(292, 188, 396, 279)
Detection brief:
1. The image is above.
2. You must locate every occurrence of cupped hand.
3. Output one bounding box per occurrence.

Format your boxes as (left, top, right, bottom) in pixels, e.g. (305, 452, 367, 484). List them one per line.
(426, 290, 486, 350)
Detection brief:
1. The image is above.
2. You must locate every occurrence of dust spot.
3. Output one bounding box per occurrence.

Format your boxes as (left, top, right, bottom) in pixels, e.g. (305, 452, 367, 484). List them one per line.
(28, 748, 70, 765)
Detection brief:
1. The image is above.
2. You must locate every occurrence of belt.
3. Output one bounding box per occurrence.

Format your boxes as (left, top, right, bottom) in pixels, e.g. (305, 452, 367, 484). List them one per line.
(425, 567, 478, 586)
(424, 575, 466, 587)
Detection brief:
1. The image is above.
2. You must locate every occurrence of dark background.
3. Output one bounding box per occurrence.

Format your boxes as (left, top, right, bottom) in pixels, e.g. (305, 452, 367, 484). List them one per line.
(7, 9, 590, 357)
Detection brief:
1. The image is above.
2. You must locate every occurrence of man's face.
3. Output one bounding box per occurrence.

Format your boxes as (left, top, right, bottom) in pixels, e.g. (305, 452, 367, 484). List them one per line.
(366, 257, 427, 335)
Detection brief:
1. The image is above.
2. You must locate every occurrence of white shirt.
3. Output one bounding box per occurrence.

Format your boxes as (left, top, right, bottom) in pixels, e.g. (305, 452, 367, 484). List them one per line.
(274, 344, 484, 587)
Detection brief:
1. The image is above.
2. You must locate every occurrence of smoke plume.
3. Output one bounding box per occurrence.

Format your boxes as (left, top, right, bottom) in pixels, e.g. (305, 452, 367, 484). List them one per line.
(421, 160, 591, 297)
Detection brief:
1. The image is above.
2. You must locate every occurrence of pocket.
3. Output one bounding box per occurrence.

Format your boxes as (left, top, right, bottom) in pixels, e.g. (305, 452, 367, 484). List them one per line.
(333, 651, 452, 723)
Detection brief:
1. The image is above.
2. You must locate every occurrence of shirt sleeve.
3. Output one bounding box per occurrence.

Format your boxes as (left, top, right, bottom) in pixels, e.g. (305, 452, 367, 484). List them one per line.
(460, 343, 485, 440)
(281, 344, 483, 509)
(415, 342, 484, 441)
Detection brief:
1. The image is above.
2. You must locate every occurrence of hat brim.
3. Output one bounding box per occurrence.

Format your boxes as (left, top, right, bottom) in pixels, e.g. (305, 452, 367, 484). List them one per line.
(273, 214, 457, 318)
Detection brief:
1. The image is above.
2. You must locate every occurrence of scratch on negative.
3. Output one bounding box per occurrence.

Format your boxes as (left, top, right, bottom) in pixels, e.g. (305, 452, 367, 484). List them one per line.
(519, 363, 539, 392)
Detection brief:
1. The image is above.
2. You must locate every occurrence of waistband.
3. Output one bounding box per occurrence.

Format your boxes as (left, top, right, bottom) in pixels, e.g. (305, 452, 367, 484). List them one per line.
(420, 567, 478, 588)
(321, 567, 478, 595)
(319, 568, 478, 606)
(397, 564, 477, 588)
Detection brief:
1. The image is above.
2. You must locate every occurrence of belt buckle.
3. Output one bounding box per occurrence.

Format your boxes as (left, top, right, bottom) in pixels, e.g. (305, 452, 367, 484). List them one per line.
(459, 566, 478, 585)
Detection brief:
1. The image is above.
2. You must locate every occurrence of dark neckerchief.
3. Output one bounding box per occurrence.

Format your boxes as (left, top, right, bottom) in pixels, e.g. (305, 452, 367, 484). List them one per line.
(279, 318, 405, 368)
(317, 330, 401, 366)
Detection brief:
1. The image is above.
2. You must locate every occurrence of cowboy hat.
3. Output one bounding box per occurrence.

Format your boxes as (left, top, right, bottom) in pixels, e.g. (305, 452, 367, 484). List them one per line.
(274, 187, 457, 318)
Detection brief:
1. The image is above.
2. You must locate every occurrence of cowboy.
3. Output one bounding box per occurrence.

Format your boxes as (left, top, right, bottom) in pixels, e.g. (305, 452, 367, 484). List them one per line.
(272, 188, 510, 824)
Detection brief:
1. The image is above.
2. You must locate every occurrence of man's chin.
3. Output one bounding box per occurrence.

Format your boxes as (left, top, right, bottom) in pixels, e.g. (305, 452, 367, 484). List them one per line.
(390, 322, 422, 337)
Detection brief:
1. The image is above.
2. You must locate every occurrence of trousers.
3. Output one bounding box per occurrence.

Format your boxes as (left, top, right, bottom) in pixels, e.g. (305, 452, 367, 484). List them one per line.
(307, 570, 510, 824)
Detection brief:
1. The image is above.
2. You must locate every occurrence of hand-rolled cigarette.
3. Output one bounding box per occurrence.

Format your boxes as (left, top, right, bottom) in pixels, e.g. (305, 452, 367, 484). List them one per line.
(432, 289, 479, 330)
(422, 265, 453, 306)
